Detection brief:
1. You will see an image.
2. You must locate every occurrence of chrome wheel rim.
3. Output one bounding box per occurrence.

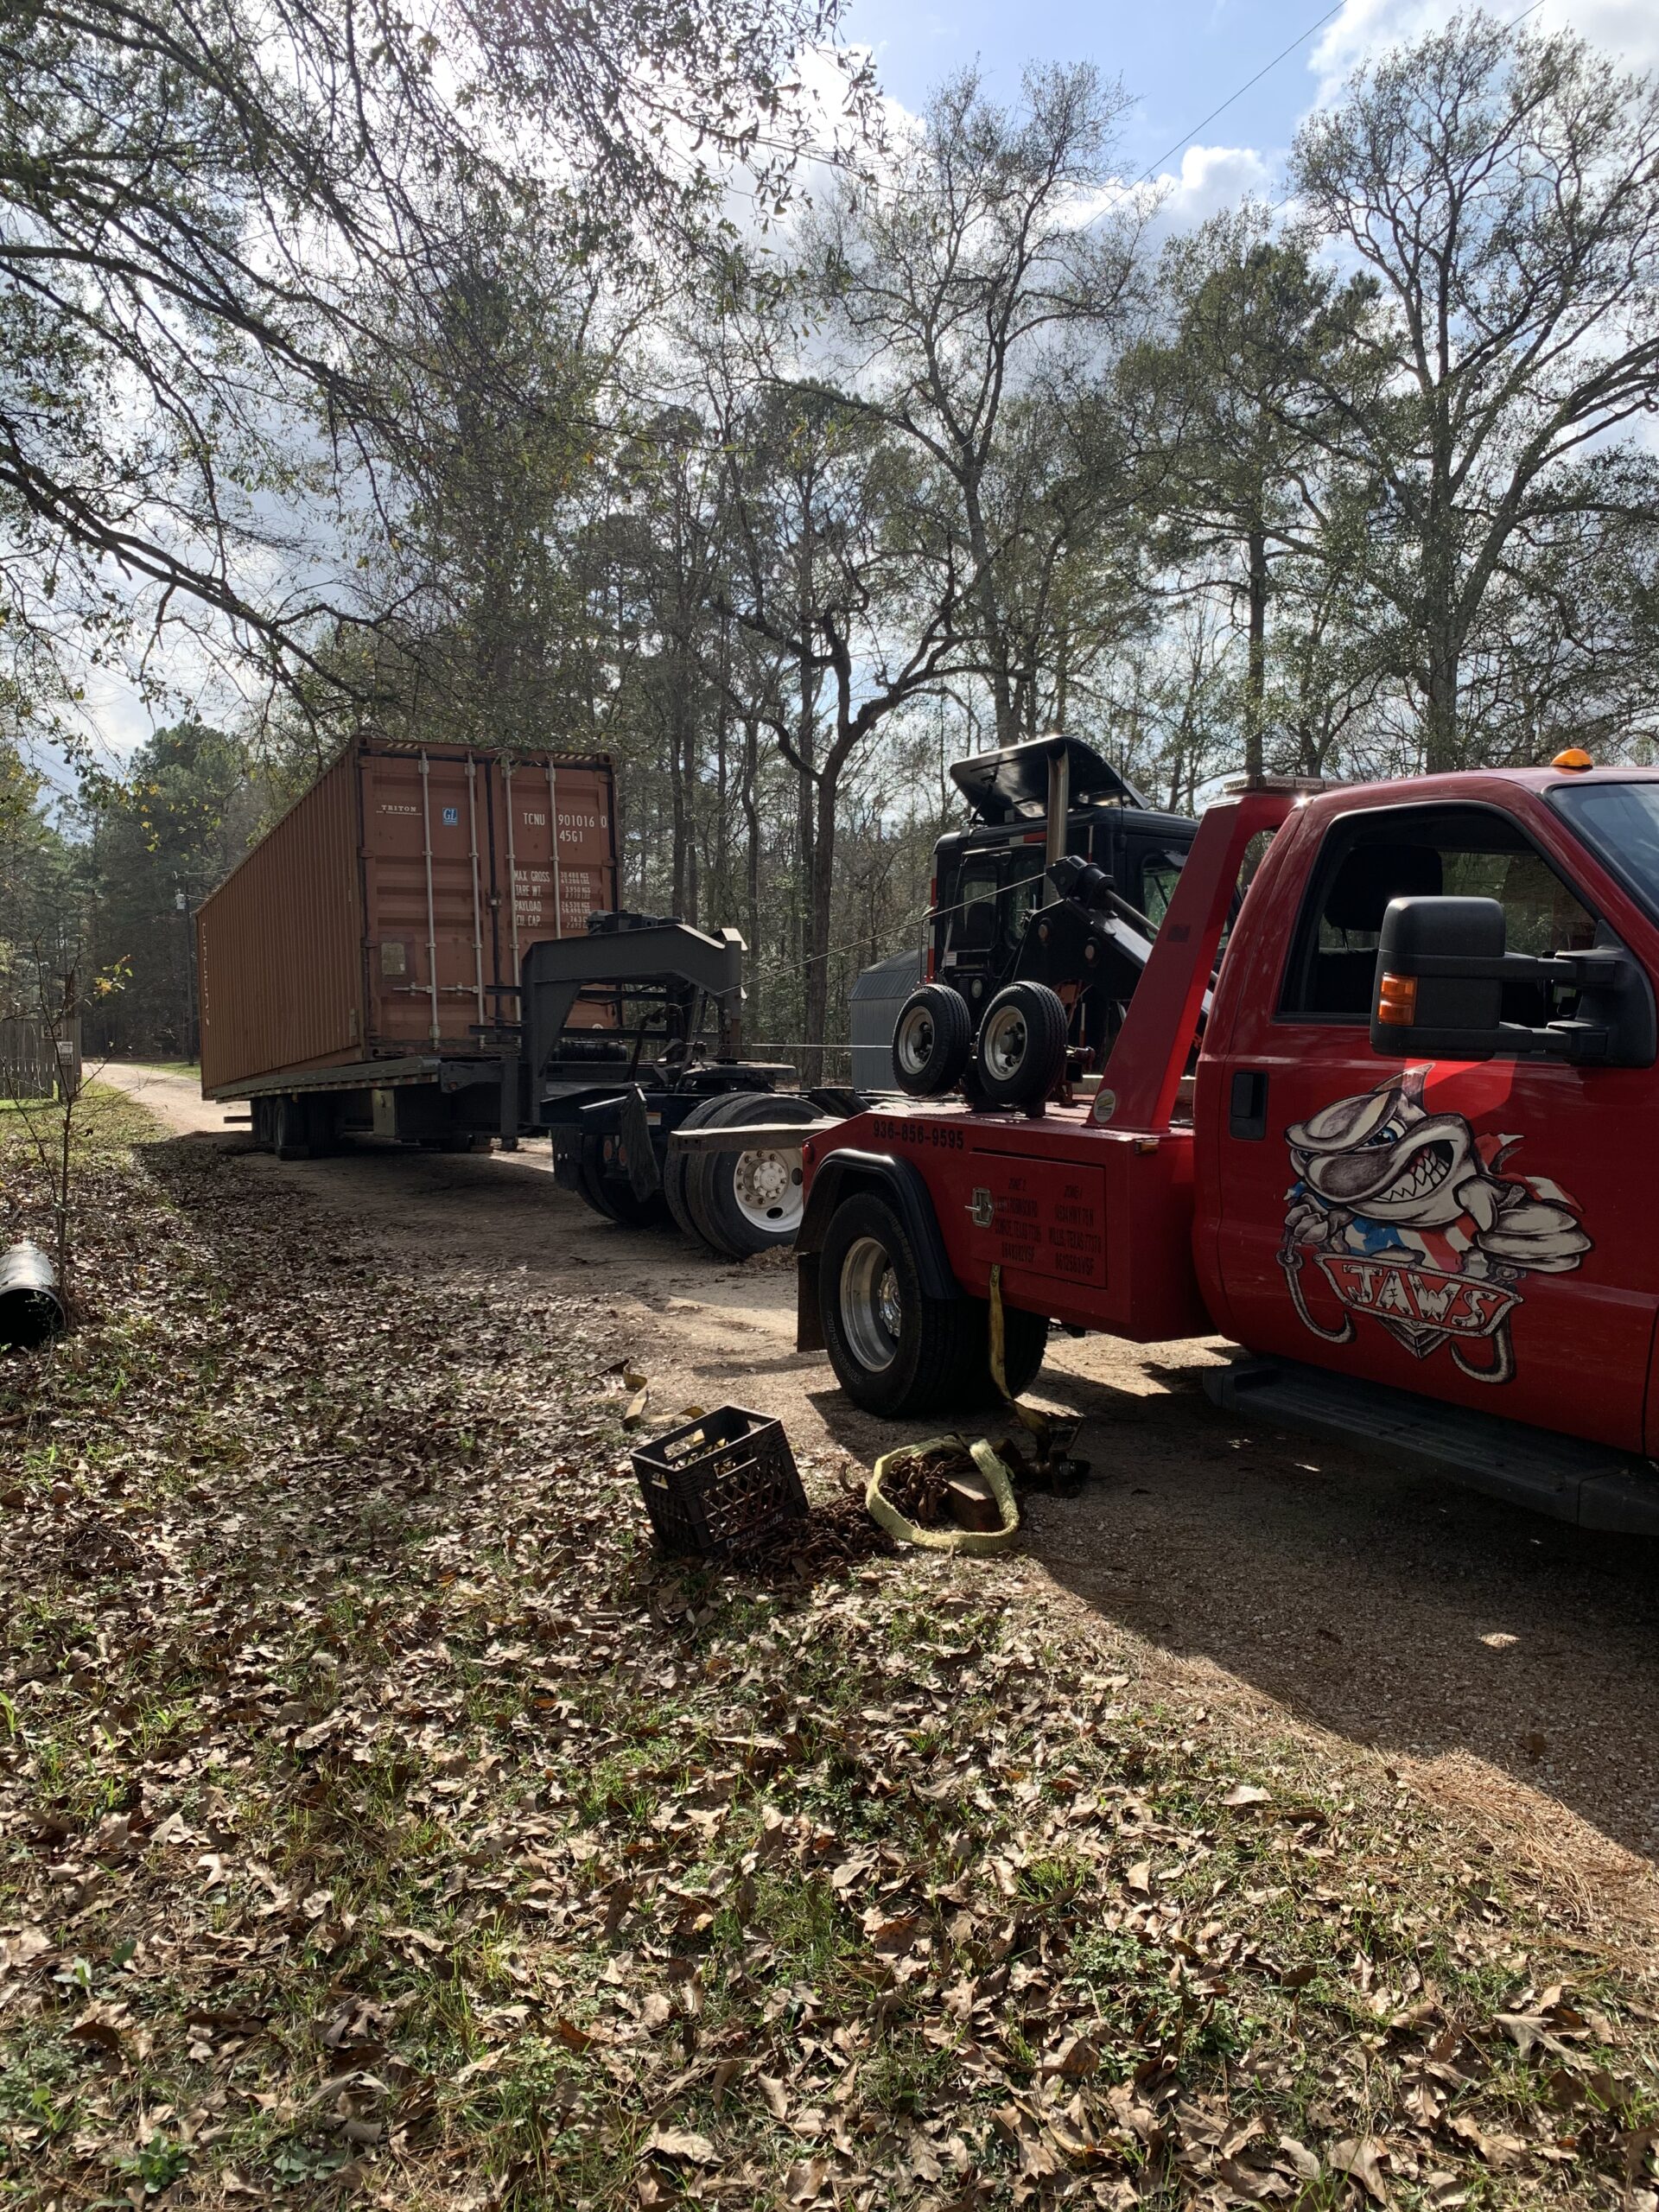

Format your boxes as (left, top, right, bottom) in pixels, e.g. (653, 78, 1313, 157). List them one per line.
(839, 1235, 902, 1372)
(895, 1007, 935, 1076)
(730, 1146, 804, 1232)
(982, 1002, 1030, 1083)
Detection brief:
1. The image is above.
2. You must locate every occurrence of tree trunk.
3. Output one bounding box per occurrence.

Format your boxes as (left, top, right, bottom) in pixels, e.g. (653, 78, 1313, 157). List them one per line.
(1423, 634, 1460, 773)
(963, 472, 1015, 747)
(741, 714, 761, 982)
(1422, 436, 1461, 772)
(803, 754, 839, 1090)
(713, 645, 731, 926)
(668, 703, 689, 918)
(1244, 527, 1268, 783)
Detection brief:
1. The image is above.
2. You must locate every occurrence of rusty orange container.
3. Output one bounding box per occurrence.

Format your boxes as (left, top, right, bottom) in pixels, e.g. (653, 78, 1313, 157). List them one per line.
(197, 741, 616, 1093)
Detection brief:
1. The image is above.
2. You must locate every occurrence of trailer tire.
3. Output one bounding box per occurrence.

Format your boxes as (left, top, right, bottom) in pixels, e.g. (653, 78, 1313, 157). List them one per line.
(577, 1132, 669, 1229)
(974, 982, 1069, 1111)
(690, 1092, 818, 1258)
(892, 984, 972, 1097)
(664, 1095, 733, 1240)
(821, 1192, 988, 1417)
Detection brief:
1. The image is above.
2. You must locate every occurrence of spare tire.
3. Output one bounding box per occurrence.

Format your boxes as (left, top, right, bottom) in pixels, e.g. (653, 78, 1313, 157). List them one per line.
(891, 983, 972, 1097)
(974, 982, 1069, 1112)
(685, 1091, 821, 1258)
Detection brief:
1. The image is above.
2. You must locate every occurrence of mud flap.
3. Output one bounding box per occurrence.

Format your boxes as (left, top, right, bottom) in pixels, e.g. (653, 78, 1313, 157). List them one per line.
(620, 1084, 661, 1202)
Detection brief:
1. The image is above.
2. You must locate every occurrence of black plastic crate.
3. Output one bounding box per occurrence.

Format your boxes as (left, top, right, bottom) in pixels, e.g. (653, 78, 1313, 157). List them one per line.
(630, 1404, 807, 1558)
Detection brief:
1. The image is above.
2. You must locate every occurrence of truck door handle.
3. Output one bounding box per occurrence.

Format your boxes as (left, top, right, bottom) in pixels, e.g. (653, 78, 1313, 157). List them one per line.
(1230, 1069, 1268, 1141)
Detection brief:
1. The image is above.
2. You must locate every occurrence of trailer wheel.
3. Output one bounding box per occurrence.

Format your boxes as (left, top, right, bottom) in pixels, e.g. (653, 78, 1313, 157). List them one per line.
(688, 1093, 819, 1258)
(820, 1192, 991, 1417)
(577, 1132, 669, 1229)
(892, 984, 972, 1097)
(974, 982, 1069, 1111)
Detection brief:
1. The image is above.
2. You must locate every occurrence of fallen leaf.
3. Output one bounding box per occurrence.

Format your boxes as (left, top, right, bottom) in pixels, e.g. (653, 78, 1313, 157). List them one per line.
(67, 2013, 124, 2056)
(1043, 2035, 1099, 2080)
(644, 2125, 715, 2166)
(1330, 2136, 1390, 2203)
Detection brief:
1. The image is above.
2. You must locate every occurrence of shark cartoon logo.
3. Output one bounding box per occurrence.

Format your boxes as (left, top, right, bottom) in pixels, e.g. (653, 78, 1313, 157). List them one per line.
(1277, 1066, 1590, 1384)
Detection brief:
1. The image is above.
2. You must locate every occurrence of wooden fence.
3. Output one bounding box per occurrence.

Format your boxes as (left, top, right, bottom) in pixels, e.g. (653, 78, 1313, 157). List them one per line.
(0, 1017, 81, 1101)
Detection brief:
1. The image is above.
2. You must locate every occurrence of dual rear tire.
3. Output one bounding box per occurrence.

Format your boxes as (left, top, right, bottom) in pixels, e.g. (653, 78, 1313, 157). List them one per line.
(674, 1092, 818, 1258)
(819, 1192, 1047, 1417)
(581, 1090, 817, 1257)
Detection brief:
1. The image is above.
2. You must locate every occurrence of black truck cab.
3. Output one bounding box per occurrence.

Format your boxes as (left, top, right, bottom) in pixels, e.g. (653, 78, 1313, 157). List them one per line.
(931, 736, 1199, 1068)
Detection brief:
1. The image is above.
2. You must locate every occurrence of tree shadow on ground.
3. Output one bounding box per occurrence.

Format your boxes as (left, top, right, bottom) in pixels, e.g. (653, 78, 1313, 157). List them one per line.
(808, 1353, 1659, 1870)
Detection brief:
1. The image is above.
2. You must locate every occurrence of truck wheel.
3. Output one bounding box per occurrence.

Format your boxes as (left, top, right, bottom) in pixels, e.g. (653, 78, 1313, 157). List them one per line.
(664, 1095, 731, 1239)
(577, 1132, 668, 1228)
(892, 984, 972, 1097)
(820, 1192, 985, 1417)
(975, 983, 1069, 1111)
(690, 1093, 819, 1258)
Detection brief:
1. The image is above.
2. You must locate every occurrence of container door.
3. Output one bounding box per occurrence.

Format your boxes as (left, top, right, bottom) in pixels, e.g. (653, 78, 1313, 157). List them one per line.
(359, 750, 494, 1050)
(1211, 798, 1657, 1452)
(486, 759, 618, 1028)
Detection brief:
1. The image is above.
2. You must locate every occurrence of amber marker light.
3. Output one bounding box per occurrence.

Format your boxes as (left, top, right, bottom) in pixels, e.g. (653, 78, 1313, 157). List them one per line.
(1552, 747, 1594, 772)
(1376, 972, 1418, 1026)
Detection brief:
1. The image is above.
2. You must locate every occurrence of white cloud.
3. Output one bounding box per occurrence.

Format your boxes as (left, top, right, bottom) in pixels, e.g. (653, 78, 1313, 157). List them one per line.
(1061, 143, 1277, 245)
(1151, 142, 1277, 228)
(1310, 0, 1659, 108)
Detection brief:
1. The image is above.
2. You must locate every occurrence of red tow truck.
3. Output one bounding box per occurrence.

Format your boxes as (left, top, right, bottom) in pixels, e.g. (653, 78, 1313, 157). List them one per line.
(797, 760, 1659, 1532)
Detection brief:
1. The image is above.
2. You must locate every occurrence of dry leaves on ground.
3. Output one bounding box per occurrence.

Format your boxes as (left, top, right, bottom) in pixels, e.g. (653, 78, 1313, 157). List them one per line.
(1, 1090, 1656, 2210)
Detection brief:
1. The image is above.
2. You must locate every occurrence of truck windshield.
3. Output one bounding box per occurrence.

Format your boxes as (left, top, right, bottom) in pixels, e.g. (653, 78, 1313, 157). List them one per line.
(1549, 781, 1659, 925)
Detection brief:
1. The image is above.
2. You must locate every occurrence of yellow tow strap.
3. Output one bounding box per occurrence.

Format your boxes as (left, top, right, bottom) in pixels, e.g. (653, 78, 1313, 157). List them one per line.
(988, 1262, 1054, 1452)
(867, 1434, 1020, 1554)
(867, 1267, 1062, 1554)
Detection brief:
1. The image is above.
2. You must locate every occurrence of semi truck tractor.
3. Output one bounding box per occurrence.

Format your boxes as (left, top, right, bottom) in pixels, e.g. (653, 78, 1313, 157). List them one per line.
(799, 754, 1659, 1532)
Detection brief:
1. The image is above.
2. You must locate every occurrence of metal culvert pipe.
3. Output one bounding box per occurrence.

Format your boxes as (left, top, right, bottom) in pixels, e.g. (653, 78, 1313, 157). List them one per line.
(0, 1240, 65, 1350)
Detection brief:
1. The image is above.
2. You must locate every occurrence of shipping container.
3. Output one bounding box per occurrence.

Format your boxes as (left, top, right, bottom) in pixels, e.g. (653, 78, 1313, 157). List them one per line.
(197, 740, 617, 1096)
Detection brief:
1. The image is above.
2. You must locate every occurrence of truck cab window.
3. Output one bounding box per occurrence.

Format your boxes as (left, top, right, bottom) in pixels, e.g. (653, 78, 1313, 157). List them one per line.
(1001, 849, 1049, 946)
(955, 863, 1001, 952)
(1141, 850, 1183, 929)
(1283, 808, 1597, 1027)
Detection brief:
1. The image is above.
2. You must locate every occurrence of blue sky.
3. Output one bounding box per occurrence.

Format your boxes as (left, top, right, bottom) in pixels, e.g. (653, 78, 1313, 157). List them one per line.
(842, 0, 1338, 179)
(841, 0, 1659, 194)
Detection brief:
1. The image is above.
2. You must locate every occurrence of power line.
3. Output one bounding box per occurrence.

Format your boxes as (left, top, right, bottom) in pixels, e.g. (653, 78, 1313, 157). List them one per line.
(1132, 1, 1350, 188)
(1140, 0, 1545, 212)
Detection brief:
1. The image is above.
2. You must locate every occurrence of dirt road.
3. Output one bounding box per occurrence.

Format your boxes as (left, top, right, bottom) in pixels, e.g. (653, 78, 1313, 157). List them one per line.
(104, 1061, 1659, 1930)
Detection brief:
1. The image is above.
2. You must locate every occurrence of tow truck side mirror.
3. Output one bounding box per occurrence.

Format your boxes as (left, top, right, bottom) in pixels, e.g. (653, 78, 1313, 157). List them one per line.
(1370, 896, 1505, 1057)
(1371, 894, 1657, 1068)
